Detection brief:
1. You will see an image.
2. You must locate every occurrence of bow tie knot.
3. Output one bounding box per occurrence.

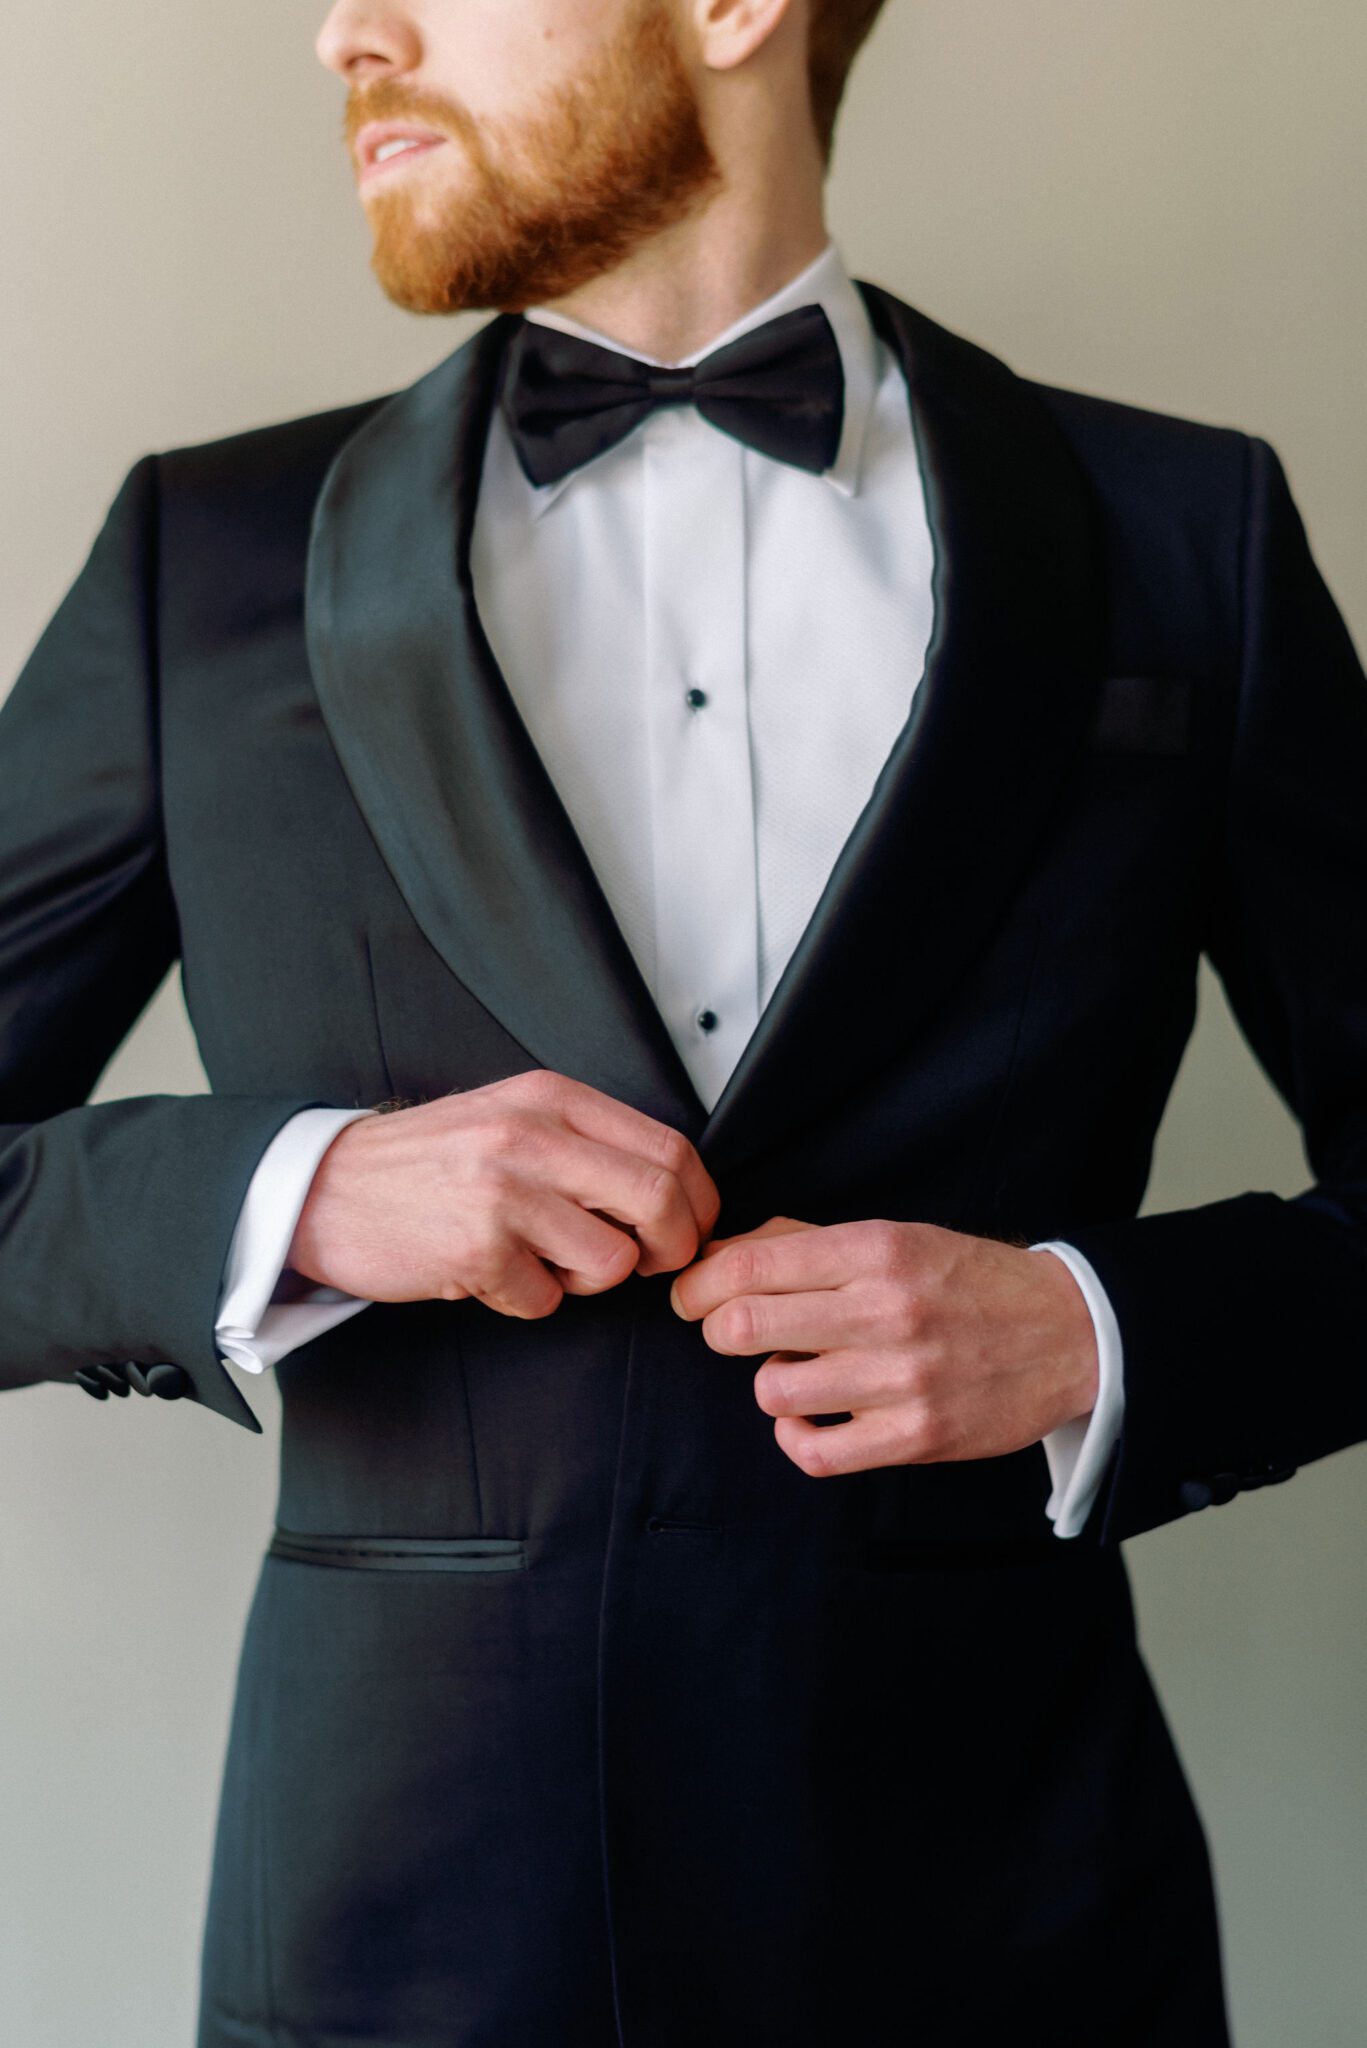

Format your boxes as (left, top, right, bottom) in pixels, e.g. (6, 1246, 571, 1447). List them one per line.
(499, 301, 845, 489)
(642, 366, 703, 396)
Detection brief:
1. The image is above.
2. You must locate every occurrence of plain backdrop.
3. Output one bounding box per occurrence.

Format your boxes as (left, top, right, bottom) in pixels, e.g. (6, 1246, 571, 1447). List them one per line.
(2, 2, 1364, 2042)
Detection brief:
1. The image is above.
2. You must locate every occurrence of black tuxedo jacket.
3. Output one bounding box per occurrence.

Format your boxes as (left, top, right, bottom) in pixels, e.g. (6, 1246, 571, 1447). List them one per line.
(3, 280, 1365, 2047)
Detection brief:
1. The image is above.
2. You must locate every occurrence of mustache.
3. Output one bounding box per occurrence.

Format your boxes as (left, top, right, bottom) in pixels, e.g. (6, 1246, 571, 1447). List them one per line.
(343, 77, 475, 152)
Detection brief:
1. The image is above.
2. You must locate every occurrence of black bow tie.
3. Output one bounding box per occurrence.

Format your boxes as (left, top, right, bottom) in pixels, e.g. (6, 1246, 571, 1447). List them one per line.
(498, 301, 845, 488)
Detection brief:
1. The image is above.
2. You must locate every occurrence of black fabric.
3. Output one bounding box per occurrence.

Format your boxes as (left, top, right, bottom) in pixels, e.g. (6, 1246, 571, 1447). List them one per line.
(4, 278, 1366, 2044)
(498, 299, 844, 485)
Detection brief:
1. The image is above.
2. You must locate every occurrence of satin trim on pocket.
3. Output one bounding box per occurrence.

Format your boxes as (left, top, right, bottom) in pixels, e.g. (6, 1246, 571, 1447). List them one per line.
(267, 1528, 528, 1572)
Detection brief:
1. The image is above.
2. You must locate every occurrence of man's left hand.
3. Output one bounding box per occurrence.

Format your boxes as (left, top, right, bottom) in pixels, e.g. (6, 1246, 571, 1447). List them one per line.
(668, 1216, 1100, 1477)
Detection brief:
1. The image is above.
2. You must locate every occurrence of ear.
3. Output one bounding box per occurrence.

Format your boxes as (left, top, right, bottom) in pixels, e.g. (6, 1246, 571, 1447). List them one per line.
(685, 0, 804, 74)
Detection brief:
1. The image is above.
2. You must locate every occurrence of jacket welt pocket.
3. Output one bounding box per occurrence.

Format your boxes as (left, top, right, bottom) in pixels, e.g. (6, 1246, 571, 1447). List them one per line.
(267, 1529, 528, 1573)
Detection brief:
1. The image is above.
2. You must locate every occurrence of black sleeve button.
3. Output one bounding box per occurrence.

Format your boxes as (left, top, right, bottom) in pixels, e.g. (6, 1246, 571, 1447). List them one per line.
(125, 1364, 153, 1397)
(1179, 1472, 1241, 1513)
(146, 1363, 189, 1400)
(74, 1368, 109, 1401)
(93, 1363, 130, 1397)
(1242, 1461, 1298, 1490)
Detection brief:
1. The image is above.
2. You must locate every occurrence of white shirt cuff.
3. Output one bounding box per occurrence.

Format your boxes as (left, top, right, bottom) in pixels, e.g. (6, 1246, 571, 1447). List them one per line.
(215, 1106, 378, 1375)
(1029, 1239, 1126, 1540)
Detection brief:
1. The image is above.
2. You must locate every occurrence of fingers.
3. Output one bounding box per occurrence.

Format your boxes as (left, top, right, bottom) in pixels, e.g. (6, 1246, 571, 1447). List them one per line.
(455, 1188, 649, 1315)
(521, 1118, 711, 1277)
(671, 1217, 868, 1321)
(770, 1409, 909, 1474)
(455, 1222, 574, 1319)
(695, 1215, 813, 1260)
(770, 1400, 963, 1482)
(693, 1284, 887, 1359)
(547, 1074, 721, 1247)
(750, 1346, 909, 1415)
(518, 1187, 648, 1296)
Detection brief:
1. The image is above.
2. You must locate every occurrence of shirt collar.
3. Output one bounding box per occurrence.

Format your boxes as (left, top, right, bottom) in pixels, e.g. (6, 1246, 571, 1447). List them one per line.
(514, 235, 880, 517)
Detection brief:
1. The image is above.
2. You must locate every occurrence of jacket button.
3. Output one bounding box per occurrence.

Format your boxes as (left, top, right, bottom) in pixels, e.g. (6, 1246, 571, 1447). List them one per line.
(93, 1363, 130, 1397)
(74, 1368, 109, 1401)
(1208, 1471, 1240, 1506)
(146, 1363, 189, 1400)
(125, 1364, 153, 1397)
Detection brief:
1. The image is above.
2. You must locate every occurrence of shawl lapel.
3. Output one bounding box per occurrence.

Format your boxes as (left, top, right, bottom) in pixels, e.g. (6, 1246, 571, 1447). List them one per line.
(304, 282, 1104, 1177)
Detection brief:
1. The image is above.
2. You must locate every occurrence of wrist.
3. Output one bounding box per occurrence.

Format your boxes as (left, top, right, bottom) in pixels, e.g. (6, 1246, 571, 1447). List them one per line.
(285, 1115, 373, 1286)
(1030, 1245, 1101, 1426)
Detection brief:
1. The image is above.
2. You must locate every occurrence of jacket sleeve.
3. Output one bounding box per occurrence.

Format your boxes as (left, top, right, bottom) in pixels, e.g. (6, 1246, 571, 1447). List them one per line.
(1062, 433, 1367, 1543)
(0, 454, 331, 1431)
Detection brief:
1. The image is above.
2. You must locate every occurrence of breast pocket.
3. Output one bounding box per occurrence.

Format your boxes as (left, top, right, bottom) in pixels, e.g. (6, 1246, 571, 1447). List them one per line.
(1085, 673, 1192, 755)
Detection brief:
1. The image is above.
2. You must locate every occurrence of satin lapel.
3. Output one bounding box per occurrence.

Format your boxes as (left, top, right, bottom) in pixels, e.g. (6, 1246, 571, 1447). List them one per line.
(304, 311, 709, 1133)
(696, 281, 1107, 1176)
(304, 284, 1105, 1180)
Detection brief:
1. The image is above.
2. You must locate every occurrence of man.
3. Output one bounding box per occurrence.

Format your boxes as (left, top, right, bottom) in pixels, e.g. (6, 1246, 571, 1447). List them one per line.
(1, 0, 1363, 2041)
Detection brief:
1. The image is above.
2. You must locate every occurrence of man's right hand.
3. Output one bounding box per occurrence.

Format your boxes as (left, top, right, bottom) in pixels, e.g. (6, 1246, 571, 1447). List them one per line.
(285, 1070, 721, 1319)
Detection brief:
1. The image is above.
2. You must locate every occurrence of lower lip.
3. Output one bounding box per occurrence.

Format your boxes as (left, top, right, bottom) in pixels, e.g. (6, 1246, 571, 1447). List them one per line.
(359, 137, 447, 186)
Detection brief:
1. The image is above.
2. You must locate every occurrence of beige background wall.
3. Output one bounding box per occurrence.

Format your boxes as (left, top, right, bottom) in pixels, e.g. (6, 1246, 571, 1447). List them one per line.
(2, 1, 1364, 2040)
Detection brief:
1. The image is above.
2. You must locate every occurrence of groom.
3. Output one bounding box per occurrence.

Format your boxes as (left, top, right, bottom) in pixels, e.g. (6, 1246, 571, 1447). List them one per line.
(3, 0, 1364, 2042)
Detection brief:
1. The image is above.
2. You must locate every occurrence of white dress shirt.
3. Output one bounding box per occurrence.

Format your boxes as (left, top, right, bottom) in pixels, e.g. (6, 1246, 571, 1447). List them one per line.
(214, 237, 1124, 1540)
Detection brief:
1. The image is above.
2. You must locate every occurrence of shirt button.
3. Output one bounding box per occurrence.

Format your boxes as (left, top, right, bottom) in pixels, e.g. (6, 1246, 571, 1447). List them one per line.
(685, 686, 707, 710)
(696, 1008, 718, 1033)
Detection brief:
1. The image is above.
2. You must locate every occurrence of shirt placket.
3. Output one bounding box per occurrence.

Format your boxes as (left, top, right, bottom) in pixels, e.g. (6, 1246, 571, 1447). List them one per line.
(641, 406, 759, 1113)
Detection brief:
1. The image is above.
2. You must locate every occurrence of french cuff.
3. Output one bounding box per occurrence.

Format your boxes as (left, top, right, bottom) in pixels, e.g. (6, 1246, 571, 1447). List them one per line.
(1029, 1239, 1126, 1540)
(215, 1105, 377, 1375)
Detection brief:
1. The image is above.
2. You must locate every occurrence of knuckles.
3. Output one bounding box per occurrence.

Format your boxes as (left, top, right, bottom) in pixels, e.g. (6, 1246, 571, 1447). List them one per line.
(752, 1363, 788, 1413)
(709, 1298, 759, 1352)
(507, 1067, 563, 1107)
(859, 1218, 905, 1279)
(860, 1273, 920, 1344)
(899, 1408, 953, 1462)
(721, 1240, 766, 1293)
(788, 1428, 840, 1477)
(593, 1236, 642, 1286)
(652, 1124, 694, 1178)
(894, 1347, 934, 1402)
(634, 1158, 683, 1222)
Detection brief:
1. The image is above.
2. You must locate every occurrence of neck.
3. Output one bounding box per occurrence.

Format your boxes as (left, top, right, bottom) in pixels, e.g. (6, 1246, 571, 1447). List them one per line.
(528, 153, 829, 364)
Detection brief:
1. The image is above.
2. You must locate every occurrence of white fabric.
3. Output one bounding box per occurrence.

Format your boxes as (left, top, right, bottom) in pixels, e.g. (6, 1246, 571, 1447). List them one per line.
(1029, 1240, 1127, 1538)
(214, 236, 1123, 1539)
(214, 1106, 374, 1373)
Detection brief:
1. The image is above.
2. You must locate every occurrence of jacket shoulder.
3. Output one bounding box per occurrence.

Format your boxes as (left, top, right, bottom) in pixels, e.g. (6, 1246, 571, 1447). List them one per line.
(1023, 373, 1253, 527)
(1020, 375, 1259, 678)
(148, 393, 402, 639)
(883, 287, 1261, 672)
(153, 392, 395, 520)
(863, 283, 1257, 561)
